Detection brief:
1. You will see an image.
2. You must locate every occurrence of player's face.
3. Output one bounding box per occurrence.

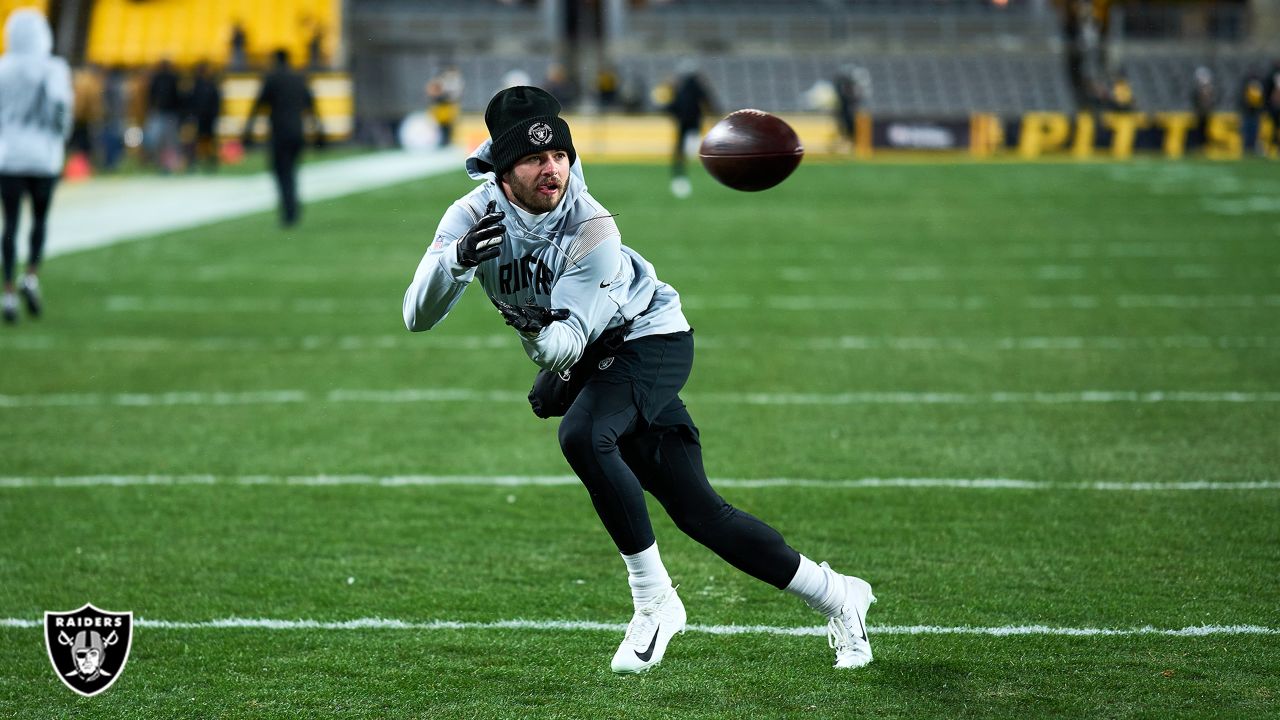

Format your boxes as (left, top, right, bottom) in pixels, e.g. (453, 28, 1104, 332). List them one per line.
(503, 150, 570, 214)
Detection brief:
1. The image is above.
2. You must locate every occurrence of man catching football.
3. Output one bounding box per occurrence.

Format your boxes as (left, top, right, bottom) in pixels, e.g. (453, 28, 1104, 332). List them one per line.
(403, 86, 875, 673)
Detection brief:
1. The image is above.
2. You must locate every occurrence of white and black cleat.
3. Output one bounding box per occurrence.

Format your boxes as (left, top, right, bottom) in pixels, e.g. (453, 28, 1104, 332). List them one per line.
(611, 586, 686, 674)
(822, 561, 876, 669)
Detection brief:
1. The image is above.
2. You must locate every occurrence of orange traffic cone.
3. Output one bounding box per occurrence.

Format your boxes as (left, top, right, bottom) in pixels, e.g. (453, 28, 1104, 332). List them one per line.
(220, 138, 245, 165)
(64, 152, 92, 182)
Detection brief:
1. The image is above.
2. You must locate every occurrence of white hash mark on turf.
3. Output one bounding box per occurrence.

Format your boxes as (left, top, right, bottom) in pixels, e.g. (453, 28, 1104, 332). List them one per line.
(3, 389, 1280, 408)
(5, 335, 1279, 353)
(1, 476, 1279, 491)
(0, 617, 1275, 637)
(100, 294, 1280, 314)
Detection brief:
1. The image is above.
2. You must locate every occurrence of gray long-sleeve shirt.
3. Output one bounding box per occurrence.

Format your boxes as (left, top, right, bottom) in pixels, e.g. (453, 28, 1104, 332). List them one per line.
(403, 141, 690, 373)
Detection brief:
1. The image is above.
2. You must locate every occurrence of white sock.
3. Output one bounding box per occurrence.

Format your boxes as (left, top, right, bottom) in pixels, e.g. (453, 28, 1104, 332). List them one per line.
(784, 555, 846, 617)
(621, 543, 672, 610)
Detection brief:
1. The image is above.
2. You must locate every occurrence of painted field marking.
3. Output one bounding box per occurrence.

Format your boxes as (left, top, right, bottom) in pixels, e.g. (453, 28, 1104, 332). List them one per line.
(1, 475, 1277, 491)
(4, 334, 1280, 353)
(6, 388, 1280, 408)
(0, 616, 1273, 638)
(32, 149, 464, 260)
(101, 294, 1280, 314)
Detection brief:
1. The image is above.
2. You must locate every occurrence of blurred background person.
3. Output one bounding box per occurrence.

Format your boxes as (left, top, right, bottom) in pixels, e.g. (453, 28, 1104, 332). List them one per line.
(99, 66, 128, 172)
(145, 58, 183, 172)
(303, 14, 327, 70)
(1109, 70, 1134, 111)
(69, 64, 102, 172)
(664, 59, 716, 199)
(229, 20, 249, 72)
(1266, 59, 1280, 155)
(185, 62, 223, 173)
(0, 8, 73, 323)
(596, 64, 620, 110)
(832, 66, 863, 155)
(426, 64, 463, 148)
(1191, 66, 1217, 152)
(543, 62, 577, 108)
(1240, 68, 1265, 156)
(243, 49, 323, 228)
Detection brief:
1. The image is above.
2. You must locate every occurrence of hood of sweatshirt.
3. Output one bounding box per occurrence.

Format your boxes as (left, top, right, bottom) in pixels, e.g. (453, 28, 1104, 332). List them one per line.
(3, 9, 53, 58)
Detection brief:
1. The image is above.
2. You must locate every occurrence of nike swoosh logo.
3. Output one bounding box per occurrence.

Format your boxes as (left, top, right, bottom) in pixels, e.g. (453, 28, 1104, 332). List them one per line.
(599, 281, 611, 288)
(634, 624, 660, 662)
(855, 610, 868, 642)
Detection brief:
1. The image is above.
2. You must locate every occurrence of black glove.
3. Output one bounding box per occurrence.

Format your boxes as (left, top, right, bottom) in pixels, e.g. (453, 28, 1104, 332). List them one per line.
(492, 298, 570, 334)
(456, 200, 505, 267)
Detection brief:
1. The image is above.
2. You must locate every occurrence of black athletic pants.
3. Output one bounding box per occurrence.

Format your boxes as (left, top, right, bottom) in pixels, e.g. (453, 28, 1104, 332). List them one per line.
(0, 174, 57, 284)
(557, 330, 802, 589)
(270, 136, 303, 226)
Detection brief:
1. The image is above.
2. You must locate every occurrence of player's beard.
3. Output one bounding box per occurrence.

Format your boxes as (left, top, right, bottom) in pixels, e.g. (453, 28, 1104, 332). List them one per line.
(505, 172, 565, 214)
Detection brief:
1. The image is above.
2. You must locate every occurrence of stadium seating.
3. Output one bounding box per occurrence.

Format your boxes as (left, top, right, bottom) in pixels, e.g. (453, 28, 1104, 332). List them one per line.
(380, 50, 1073, 118)
(337, 1, 1278, 123)
(629, 0, 1054, 51)
(85, 0, 337, 69)
(1115, 51, 1275, 112)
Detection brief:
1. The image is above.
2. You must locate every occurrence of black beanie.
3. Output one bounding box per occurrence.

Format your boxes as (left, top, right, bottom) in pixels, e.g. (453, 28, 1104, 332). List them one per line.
(485, 86, 576, 177)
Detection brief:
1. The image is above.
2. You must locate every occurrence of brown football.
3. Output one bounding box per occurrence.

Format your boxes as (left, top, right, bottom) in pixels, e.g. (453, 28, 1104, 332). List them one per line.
(698, 109, 804, 192)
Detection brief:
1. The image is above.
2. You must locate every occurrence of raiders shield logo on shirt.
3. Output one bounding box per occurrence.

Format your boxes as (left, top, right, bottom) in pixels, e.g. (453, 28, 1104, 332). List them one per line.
(44, 603, 134, 697)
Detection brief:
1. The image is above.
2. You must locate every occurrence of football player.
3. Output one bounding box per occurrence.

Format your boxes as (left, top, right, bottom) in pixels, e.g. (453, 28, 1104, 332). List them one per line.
(403, 86, 874, 673)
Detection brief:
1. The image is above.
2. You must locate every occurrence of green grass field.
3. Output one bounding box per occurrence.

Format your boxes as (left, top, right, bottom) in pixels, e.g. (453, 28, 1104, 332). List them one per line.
(1, 159, 1278, 718)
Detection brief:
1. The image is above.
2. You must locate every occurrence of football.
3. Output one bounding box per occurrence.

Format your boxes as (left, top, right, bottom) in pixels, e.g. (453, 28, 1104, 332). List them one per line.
(698, 109, 804, 191)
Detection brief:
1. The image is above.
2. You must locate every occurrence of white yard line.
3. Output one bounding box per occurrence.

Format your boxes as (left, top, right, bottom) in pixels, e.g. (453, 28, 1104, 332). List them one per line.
(0, 616, 1273, 637)
(3, 388, 1278, 408)
(1, 475, 1276, 490)
(3, 334, 1279, 353)
(20, 149, 463, 260)
(95, 294, 1280, 313)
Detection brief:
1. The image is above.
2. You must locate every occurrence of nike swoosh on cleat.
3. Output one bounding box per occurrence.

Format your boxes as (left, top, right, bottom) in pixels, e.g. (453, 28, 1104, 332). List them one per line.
(855, 611, 868, 642)
(634, 624, 660, 662)
(599, 281, 610, 288)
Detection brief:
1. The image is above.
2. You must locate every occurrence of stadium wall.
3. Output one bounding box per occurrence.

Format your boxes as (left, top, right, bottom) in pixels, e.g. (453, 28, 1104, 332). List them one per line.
(443, 112, 1275, 162)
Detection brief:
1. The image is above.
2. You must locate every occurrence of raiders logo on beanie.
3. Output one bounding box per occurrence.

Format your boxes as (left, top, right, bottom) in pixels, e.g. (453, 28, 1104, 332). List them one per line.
(485, 86, 576, 176)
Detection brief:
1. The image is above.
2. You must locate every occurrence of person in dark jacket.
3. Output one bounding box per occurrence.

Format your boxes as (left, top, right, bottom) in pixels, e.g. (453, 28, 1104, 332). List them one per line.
(665, 61, 716, 199)
(146, 59, 182, 172)
(243, 49, 322, 227)
(186, 62, 222, 173)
